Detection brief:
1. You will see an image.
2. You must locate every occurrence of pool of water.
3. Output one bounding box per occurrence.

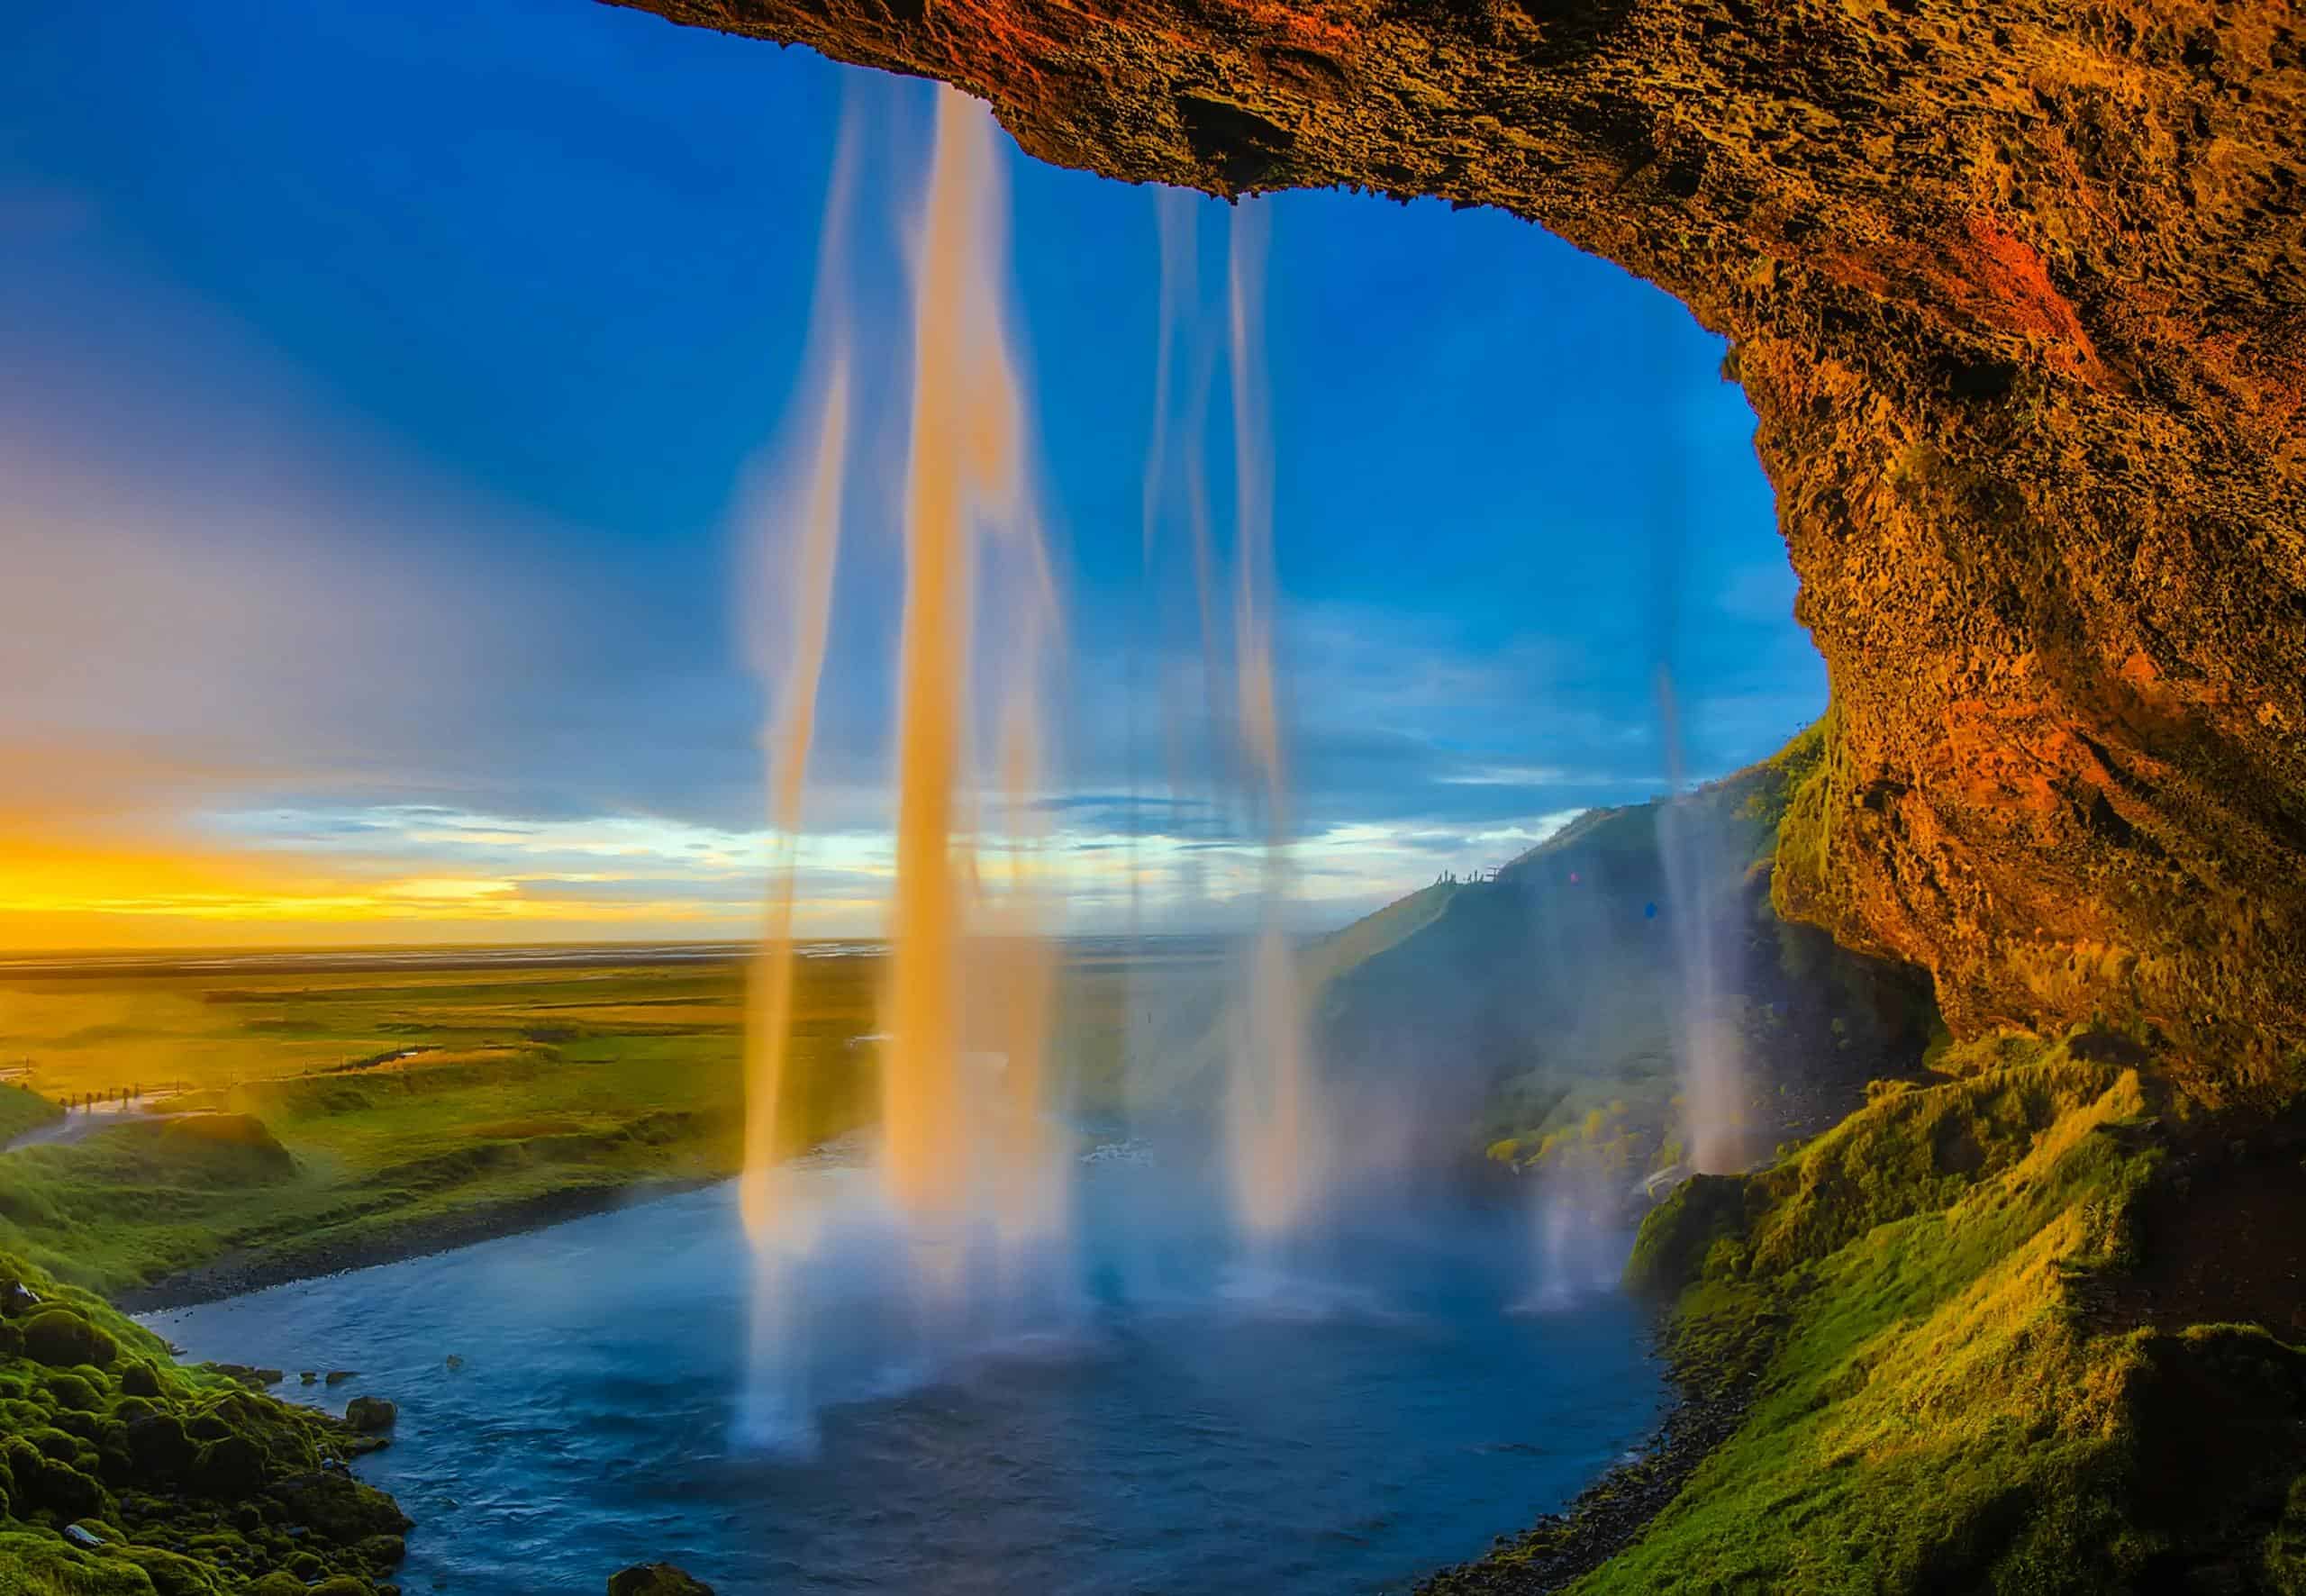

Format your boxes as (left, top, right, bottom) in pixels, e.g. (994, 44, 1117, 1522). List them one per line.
(143, 1161, 1662, 1595)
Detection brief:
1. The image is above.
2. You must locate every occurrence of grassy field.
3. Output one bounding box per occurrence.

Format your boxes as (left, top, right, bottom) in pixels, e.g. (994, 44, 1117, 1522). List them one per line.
(0, 945, 1220, 1299)
(0, 958, 767, 1296)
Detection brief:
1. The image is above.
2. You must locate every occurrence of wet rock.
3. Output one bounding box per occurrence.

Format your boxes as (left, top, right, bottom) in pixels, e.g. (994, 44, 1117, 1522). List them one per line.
(344, 1395, 397, 1433)
(443, 1354, 464, 1372)
(324, 1370, 359, 1386)
(62, 1521, 104, 1548)
(301, 1371, 319, 1384)
(211, 1362, 285, 1388)
(608, 1562, 717, 1596)
(2, 1280, 41, 1316)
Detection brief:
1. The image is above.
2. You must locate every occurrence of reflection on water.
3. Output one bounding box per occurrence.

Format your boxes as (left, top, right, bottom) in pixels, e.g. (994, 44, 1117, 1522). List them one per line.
(144, 1158, 1663, 1595)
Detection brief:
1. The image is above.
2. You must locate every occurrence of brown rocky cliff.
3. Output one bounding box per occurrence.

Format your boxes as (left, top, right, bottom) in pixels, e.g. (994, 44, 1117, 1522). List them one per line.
(610, 0, 2306, 1078)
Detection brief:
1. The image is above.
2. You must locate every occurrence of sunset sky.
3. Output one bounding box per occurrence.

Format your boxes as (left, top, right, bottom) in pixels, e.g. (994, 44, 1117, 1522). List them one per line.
(0, 0, 1822, 948)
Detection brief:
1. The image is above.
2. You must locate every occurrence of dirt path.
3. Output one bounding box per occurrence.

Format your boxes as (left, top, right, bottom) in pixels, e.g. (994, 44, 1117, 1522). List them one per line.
(4, 1104, 204, 1155)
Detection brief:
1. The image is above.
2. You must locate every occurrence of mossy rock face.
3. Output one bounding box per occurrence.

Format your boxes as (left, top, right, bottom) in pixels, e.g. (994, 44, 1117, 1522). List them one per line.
(31, 1425, 86, 1463)
(267, 1471, 413, 1546)
(117, 1362, 161, 1399)
(608, 1563, 717, 1596)
(18, 1454, 108, 1519)
(351, 1533, 406, 1573)
(123, 1413, 196, 1479)
(191, 1434, 268, 1498)
(117, 1543, 229, 1596)
(44, 1370, 104, 1411)
(0, 1528, 155, 1594)
(1623, 1174, 1750, 1296)
(247, 1574, 310, 1596)
(23, 1307, 119, 1369)
(309, 1578, 377, 1595)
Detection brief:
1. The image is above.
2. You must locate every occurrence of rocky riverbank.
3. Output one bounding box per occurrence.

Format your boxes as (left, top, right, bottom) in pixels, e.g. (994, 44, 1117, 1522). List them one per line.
(1414, 1328, 1751, 1595)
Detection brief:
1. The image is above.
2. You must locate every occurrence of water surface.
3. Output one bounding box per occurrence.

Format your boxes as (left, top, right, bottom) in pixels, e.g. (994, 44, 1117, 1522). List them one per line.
(145, 1164, 1662, 1594)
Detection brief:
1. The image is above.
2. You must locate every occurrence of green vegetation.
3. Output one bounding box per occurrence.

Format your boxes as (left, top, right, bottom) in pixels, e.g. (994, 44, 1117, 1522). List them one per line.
(0, 1246, 406, 1594)
(1303, 725, 1934, 1193)
(1435, 1029, 2306, 1594)
(0, 961, 775, 1297)
(0, 948, 1186, 1300)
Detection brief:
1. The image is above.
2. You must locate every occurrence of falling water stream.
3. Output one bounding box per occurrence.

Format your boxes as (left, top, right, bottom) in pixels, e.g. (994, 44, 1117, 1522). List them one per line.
(142, 86, 1681, 1596)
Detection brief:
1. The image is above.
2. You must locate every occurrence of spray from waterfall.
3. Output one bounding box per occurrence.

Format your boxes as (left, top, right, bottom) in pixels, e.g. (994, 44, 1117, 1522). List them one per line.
(1221, 202, 1322, 1248)
(738, 86, 1067, 1446)
(740, 113, 860, 1250)
(1654, 675, 1743, 1173)
(1640, 301, 1743, 1176)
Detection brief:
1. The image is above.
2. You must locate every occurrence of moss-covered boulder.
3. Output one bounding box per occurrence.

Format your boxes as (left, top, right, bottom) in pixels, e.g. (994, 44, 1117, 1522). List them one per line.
(267, 1471, 413, 1546)
(0, 1528, 154, 1593)
(42, 1369, 103, 1411)
(23, 1307, 118, 1369)
(191, 1434, 268, 1498)
(343, 1397, 395, 1434)
(121, 1413, 195, 1480)
(609, 1564, 717, 1596)
(117, 1543, 230, 1596)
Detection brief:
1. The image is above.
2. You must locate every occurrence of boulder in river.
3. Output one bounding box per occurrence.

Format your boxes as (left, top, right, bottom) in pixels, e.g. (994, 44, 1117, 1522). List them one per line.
(608, 1562, 717, 1596)
(344, 1396, 397, 1433)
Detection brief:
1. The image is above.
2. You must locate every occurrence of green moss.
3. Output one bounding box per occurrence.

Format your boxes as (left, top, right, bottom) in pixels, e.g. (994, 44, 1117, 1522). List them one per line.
(1624, 1174, 1749, 1296)
(22, 1311, 116, 1371)
(0, 1248, 406, 1596)
(1536, 1030, 2306, 1594)
(0, 1530, 159, 1594)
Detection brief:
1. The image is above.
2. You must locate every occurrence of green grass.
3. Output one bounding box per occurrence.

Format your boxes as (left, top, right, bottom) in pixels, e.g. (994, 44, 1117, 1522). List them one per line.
(0, 948, 1187, 1297)
(0, 1089, 61, 1145)
(1458, 1032, 2306, 1595)
(0, 961, 776, 1294)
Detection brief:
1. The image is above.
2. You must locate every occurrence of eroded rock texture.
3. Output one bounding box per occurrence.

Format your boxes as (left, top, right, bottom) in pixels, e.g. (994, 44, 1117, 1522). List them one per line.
(612, 0, 2305, 1077)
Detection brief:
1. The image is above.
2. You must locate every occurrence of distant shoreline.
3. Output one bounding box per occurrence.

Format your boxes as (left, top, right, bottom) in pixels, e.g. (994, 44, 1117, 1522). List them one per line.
(119, 1174, 728, 1315)
(0, 933, 1229, 982)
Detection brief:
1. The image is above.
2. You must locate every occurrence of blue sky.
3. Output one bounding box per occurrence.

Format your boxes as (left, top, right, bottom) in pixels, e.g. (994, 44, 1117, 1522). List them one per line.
(0, 0, 1823, 944)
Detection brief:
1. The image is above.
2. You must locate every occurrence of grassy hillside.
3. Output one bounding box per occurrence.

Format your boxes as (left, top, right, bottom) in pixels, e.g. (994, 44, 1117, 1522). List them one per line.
(1301, 727, 1936, 1187)
(1562, 1028, 2306, 1594)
